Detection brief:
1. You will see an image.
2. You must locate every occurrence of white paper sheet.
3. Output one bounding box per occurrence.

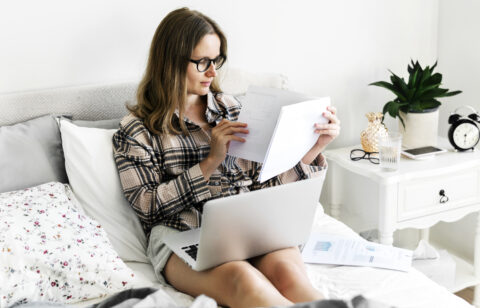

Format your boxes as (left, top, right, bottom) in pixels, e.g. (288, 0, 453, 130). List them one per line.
(302, 233, 413, 272)
(228, 86, 330, 182)
(259, 98, 330, 182)
(229, 86, 312, 163)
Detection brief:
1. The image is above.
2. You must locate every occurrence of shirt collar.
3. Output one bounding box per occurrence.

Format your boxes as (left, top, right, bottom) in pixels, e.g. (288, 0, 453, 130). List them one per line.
(174, 91, 224, 126)
(205, 91, 224, 124)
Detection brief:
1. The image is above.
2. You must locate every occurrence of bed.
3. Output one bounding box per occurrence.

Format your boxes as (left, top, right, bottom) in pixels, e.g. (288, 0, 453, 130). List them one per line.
(0, 69, 473, 308)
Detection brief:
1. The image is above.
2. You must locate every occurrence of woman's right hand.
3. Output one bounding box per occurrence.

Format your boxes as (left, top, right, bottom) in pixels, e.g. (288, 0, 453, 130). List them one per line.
(200, 119, 248, 180)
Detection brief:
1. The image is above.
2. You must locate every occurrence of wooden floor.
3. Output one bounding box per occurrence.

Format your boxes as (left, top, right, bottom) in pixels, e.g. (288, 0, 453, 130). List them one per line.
(456, 287, 474, 305)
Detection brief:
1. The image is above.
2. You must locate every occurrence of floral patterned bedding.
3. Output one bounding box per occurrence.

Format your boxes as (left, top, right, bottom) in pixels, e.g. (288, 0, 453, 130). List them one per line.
(0, 182, 135, 307)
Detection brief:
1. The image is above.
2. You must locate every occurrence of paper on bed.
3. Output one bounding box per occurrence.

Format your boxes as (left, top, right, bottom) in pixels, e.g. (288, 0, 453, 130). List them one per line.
(302, 232, 413, 272)
(228, 86, 330, 182)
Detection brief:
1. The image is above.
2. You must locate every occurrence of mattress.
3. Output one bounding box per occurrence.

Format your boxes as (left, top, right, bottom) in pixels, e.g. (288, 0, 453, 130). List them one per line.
(74, 206, 472, 308)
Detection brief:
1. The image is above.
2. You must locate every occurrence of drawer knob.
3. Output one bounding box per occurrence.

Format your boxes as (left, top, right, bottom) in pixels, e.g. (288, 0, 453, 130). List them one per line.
(439, 189, 449, 204)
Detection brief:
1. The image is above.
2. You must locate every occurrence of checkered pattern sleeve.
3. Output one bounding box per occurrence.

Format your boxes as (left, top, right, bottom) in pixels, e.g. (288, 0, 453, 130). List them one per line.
(248, 153, 328, 190)
(112, 116, 211, 231)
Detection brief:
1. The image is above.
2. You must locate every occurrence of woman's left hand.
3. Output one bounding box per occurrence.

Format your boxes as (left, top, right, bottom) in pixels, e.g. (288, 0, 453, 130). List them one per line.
(313, 106, 340, 152)
(301, 106, 341, 165)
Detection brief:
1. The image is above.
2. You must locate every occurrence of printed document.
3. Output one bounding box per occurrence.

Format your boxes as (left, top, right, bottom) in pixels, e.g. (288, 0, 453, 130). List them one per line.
(301, 233, 413, 272)
(228, 86, 331, 182)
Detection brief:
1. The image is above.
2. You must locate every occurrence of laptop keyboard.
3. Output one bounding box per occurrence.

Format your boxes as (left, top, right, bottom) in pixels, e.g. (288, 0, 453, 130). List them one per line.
(181, 244, 199, 260)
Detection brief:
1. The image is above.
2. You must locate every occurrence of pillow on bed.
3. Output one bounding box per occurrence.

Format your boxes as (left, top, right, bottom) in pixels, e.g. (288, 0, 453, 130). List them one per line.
(0, 182, 135, 306)
(0, 115, 68, 194)
(72, 118, 120, 129)
(59, 120, 148, 263)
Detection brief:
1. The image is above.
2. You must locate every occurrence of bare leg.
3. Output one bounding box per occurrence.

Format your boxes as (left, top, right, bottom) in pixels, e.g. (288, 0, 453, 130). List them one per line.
(163, 253, 293, 308)
(250, 247, 323, 303)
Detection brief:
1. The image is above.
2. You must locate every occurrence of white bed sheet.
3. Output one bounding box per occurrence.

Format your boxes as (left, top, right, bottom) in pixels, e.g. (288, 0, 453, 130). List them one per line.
(74, 206, 472, 308)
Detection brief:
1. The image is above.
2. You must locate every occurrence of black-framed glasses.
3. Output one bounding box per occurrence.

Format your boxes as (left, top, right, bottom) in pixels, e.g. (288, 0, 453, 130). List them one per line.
(189, 55, 226, 72)
(350, 149, 379, 164)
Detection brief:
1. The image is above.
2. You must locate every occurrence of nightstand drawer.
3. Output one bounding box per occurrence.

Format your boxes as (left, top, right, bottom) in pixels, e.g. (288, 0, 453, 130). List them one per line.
(398, 170, 480, 221)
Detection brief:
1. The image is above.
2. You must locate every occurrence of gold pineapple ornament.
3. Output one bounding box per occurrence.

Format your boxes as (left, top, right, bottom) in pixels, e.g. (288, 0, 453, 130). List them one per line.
(361, 112, 388, 153)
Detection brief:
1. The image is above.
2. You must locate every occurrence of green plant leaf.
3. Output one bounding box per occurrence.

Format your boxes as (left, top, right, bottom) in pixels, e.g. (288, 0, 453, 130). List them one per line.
(423, 73, 442, 87)
(408, 68, 419, 89)
(388, 70, 409, 98)
(370, 81, 407, 101)
(382, 101, 392, 116)
(371, 60, 461, 118)
(382, 100, 409, 121)
(398, 114, 405, 128)
(420, 88, 449, 100)
(419, 67, 432, 86)
(414, 83, 441, 100)
(438, 90, 462, 97)
(408, 60, 415, 74)
(409, 101, 423, 112)
(399, 105, 410, 113)
(382, 101, 395, 118)
(419, 99, 441, 110)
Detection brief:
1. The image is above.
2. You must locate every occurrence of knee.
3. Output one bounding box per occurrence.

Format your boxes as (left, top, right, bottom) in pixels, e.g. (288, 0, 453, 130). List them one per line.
(269, 260, 305, 293)
(221, 261, 266, 299)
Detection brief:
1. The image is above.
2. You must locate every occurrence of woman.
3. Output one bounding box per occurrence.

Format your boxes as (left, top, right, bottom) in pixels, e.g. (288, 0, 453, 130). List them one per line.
(113, 7, 340, 308)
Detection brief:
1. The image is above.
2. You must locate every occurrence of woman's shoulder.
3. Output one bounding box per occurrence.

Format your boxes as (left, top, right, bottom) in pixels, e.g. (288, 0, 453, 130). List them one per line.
(116, 113, 153, 142)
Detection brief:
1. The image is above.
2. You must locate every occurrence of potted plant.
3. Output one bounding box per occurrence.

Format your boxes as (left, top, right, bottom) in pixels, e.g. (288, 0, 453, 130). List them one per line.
(369, 60, 462, 148)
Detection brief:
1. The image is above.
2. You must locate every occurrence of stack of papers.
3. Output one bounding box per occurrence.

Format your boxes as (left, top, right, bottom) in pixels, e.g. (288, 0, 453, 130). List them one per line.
(228, 86, 331, 182)
(301, 233, 413, 272)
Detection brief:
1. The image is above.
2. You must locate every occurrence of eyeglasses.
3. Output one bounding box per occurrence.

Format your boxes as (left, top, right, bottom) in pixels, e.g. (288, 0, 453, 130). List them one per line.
(350, 149, 379, 164)
(189, 55, 226, 72)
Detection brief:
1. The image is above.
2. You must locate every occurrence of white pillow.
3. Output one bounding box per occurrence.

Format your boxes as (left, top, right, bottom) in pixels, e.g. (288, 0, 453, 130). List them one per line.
(0, 182, 135, 306)
(60, 120, 148, 263)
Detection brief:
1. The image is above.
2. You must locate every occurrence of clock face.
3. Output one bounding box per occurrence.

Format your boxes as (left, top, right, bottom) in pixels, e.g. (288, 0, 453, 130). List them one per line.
(453, 122, 480, 149)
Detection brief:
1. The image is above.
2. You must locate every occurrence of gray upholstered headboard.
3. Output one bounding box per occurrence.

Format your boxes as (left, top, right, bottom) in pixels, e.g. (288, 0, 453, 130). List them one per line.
(0, 82, 137, 126)
(0, 68, 288, 126)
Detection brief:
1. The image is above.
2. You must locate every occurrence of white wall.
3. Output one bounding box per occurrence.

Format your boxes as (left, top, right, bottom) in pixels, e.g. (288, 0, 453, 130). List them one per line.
(430, 0, 480, 262)
(0, 0, 439, 148)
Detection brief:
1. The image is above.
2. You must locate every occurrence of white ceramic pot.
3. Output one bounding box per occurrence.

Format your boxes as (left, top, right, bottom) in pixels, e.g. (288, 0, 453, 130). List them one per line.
(398, 108, 439, 149)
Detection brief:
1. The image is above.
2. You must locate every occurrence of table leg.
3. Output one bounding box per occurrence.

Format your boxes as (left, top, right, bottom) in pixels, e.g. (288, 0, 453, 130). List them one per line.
(330, 203, 341, 220)
(473, 212, 480, 307)
(328, 161, 342, 220)
(420, 228, 430, 242)
(378, 183, 396, 246)
(379, 230, 394, 246)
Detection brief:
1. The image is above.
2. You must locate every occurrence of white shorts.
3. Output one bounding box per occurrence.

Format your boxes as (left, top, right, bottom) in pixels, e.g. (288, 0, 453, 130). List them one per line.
(147, 224, 180, 285)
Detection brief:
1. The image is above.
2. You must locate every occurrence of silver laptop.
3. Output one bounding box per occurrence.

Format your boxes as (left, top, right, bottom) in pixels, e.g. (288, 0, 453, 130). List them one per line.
(163, 176, 324, 271)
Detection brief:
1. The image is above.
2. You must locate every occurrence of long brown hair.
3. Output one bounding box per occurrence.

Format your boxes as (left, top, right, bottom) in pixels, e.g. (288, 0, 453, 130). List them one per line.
(129, 7, 227, 135)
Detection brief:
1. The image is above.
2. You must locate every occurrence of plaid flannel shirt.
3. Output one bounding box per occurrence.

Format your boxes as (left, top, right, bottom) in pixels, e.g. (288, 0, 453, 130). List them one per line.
(113, 92, 327, 236)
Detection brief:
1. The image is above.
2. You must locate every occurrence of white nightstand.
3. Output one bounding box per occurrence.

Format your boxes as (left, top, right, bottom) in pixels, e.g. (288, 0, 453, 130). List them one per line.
(321, 138, 480, 305)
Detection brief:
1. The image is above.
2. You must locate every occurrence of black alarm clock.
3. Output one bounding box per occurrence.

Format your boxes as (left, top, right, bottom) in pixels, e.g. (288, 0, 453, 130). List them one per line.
(448, 105, 480, 151)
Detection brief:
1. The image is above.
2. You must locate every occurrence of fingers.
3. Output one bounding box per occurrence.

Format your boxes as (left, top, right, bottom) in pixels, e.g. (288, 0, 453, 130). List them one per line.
(315, 128, 340, 136)
(211, 120, 249, 144)
(228, 135, 247, 143)
(215, 119, 247, 129)
(213, 125, 249, 137)
(323, 111, 340, 125)
(219, 126, 249, 138)
(314, 123, 340, 136)
(315, 123, 338, 130)
(327, 106, 337, 115)
(318, 105, 340, 136)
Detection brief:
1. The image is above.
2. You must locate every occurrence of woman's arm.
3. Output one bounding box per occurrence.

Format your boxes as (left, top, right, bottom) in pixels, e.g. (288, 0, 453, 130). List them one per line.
(113, 128, 211, 229)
